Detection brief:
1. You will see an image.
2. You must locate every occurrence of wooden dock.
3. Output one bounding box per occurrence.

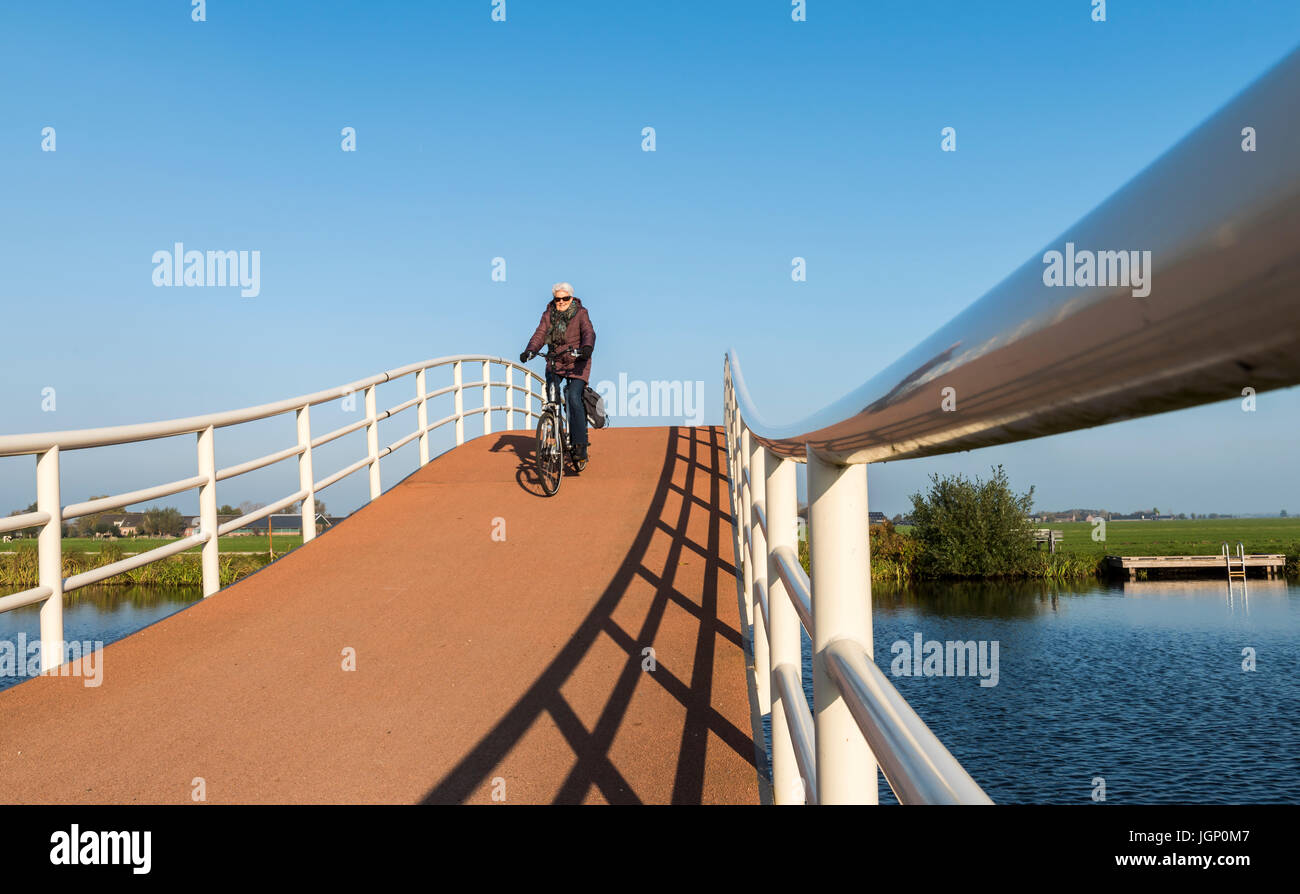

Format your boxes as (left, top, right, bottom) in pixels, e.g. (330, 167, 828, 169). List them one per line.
(1105, 554, 1287, 580)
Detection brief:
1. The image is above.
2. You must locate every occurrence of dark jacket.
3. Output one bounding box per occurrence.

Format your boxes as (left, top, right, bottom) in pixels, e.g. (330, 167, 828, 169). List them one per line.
(525, 297, 596, 382)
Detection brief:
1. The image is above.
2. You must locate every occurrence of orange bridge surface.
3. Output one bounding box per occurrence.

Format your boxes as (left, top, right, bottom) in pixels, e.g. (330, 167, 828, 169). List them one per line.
(0, 426, 761, 804)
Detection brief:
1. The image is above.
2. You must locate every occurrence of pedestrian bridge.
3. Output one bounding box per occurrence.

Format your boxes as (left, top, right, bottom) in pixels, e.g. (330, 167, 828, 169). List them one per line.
(2, 46, 1298, 805)
(0, 425, 760, 804)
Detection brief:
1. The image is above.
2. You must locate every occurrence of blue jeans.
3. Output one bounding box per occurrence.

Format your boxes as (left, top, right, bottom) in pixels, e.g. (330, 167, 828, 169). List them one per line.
(546, 370, 588, 447)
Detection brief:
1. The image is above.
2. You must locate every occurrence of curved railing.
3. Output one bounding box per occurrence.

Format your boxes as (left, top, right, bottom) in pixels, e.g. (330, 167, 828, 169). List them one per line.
(724, 45, 1300, 804)
(0, 354, 545, 672)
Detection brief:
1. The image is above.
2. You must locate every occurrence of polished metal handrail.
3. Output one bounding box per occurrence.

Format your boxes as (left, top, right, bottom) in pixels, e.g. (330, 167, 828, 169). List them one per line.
(0, 355, 544, 674)
(733, 46, 1300, 465)
(723, 46, 1300, 805)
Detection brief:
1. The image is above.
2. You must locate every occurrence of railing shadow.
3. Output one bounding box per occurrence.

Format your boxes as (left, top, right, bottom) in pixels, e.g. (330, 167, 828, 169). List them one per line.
(422, 425, 751, 804)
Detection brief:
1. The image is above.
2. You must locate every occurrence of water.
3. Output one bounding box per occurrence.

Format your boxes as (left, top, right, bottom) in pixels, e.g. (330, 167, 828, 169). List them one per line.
(765, 577, 1300, 804)
(0, 585, 202, 693)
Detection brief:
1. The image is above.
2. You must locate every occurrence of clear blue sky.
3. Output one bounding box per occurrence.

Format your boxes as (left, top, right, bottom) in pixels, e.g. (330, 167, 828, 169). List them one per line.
(2, 1, 1297, 518)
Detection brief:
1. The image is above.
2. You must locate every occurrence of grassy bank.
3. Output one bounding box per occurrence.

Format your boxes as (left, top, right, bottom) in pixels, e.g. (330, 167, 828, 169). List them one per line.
(1030, 517, 1300, 556)
(795, 518, 1300, 582)
(0, 535, 305, 555)
(0, 543, 274, 589)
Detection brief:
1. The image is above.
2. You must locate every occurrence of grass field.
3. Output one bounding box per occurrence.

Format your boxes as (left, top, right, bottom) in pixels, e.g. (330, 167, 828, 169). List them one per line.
(1039, 518, 1300, 556)
(0, 536, 305, 554)
(891, 518, 1298, 556)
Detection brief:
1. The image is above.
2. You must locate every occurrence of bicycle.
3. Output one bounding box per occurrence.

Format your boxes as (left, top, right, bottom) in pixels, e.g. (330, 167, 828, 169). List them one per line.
(526, 347, 589, 496)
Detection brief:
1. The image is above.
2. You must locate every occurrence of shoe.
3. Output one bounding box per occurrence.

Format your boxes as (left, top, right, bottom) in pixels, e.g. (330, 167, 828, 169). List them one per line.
(574, 443, 588, 463)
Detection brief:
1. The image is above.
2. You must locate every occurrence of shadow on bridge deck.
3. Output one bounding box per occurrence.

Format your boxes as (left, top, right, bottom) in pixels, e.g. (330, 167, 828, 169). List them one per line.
(0, 426, 758, 804)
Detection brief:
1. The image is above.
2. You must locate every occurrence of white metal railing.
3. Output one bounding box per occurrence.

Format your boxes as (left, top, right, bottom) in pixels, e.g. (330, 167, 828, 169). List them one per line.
(0, 354, 544, 673)
(723, 46, 1300, 804)
(724, 360, 992, 806)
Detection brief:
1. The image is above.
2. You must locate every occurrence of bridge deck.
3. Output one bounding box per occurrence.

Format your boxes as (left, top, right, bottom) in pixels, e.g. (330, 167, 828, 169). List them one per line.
(0, 426, 759, 804)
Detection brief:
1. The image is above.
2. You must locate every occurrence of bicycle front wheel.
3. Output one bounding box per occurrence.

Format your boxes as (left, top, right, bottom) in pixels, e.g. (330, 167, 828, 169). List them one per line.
(536, 412, 562, 496)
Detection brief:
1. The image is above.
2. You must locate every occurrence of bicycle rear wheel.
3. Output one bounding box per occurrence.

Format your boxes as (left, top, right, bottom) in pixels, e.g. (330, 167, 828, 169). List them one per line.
(536, 412, 562, 496)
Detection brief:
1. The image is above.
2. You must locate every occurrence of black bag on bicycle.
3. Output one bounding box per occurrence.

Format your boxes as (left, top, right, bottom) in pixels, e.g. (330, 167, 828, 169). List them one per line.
(582, 385, 609, 429)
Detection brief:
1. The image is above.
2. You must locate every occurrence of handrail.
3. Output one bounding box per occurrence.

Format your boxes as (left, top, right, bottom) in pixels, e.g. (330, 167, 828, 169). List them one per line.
(0, 353, 524, 456)
(823, 639, 993, 805)
(731, 46, 1300, 464)
(0, 354, 546, 674)
(723, 48, 1300, 805)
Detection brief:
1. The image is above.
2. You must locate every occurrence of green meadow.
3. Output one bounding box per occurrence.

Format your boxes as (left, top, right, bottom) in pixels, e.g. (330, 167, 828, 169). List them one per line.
(1038, 517, 1300, 557)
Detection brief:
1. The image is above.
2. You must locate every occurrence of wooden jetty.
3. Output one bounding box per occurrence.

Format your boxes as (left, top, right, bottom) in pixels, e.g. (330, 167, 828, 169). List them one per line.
(1105, 553, 1287, 581)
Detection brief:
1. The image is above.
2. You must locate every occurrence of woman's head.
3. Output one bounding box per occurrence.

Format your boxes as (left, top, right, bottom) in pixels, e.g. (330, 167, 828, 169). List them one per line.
(552, 281, 575, 310)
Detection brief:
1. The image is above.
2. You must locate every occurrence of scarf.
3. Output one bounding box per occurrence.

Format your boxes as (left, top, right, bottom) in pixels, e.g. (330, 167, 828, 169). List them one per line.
(546, 300, 578, 349)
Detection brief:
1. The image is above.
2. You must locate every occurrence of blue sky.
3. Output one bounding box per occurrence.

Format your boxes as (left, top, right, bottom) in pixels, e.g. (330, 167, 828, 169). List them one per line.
(1, 1, 1297, 518)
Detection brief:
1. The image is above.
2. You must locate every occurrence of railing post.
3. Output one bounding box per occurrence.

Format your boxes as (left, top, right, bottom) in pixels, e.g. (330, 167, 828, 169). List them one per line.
(454, 361, 464, 446)
(365, 385, 381, 500)
(525, 374, 534, 428)
(196, 427, 220, 597)
(297, 406, 316, 544)
(417, 367, 430, 466)
(748, 436, 771, 717)
(505, 365, 515, 430)
(765, 447, 802, 804)
(806, 446, 876, 804)
(36, 446, 64, 673)
(739, 428, 754, 631)
(482, 360, 492, 436)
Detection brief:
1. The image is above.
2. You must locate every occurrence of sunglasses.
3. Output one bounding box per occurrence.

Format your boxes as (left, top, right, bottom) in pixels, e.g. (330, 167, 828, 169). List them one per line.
(554, 295, 573, 301)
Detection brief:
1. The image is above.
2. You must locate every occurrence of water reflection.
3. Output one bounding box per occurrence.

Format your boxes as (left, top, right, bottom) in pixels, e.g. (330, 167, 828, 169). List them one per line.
(0, 584, 202, 694)
(873, 577, 1098, 618)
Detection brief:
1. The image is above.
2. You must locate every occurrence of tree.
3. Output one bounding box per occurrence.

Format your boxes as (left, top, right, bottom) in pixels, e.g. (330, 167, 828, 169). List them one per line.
(74, 495, 112, 537)
(218, 504, 239, 516)
(142, 506, 184, 537)
(237, 501, 265, 516)
(1283, 510, 1289, 518)
(908, 465, 1036, 578)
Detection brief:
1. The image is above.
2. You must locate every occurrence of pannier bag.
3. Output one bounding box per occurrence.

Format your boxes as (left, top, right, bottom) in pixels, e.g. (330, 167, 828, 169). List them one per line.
(582, 385, 609, 429)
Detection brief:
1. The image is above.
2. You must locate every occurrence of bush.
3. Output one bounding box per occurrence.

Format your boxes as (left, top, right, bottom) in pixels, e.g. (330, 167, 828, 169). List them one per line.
(796, 519, 919, 582)
(908, 465, 1037, 578)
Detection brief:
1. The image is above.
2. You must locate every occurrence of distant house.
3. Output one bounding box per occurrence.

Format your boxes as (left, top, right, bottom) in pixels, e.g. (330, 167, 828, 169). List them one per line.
(182, 515, 240, 538)
(869, 511, 887, 525)
(242, 514, 346, 537)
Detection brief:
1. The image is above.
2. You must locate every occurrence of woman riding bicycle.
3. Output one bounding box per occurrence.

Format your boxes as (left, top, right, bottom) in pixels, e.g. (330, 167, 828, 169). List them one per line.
(519, 282, 595, 463)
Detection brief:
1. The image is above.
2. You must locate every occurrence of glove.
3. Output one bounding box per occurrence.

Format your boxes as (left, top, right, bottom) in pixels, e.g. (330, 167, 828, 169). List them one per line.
(519, 350, 534, 363)
(576, 345, 593, 359)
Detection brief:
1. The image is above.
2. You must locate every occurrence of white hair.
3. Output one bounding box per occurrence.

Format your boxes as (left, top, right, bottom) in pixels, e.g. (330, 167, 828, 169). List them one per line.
(552, 282, 574, 298)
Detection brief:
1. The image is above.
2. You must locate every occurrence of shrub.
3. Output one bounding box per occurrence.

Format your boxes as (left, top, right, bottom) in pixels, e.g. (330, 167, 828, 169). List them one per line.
(908, 465, 1037, 578)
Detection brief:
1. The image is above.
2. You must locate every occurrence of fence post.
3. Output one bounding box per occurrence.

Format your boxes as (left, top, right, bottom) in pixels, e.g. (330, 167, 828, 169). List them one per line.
(525, 373, 534, 428)
(297, 406, 316, 544)
(749, 436, 771, 717)
(454, 361, 465, 446)
(196, 427, 220, 597)
(365, 385, 381, 500)
(482, 360, 492, 437)
(417, 367, 430, 466)
(806, 446, 876, 804)
(740, 428, 754, 632)
(505, 365, 514, 430)
(36, 446, 64, 673)
(765, 447, 802, 803)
